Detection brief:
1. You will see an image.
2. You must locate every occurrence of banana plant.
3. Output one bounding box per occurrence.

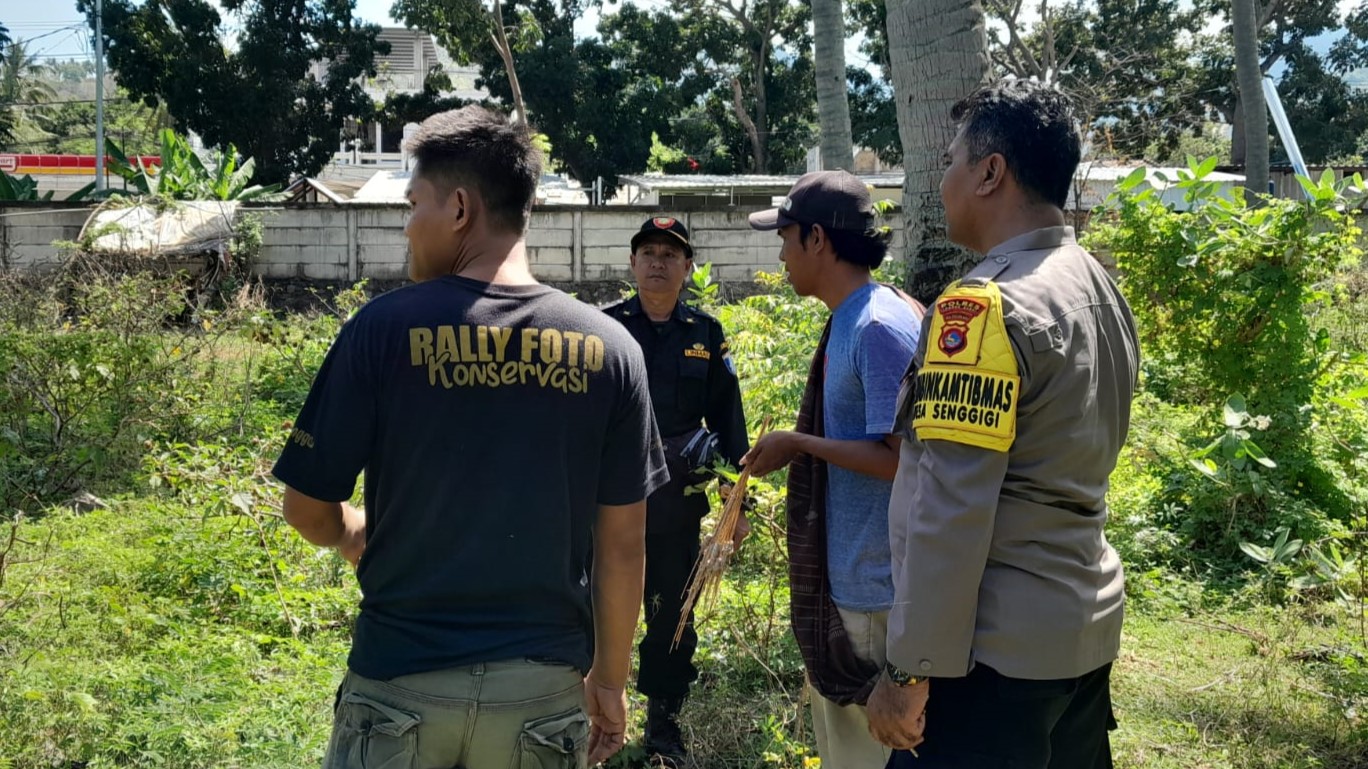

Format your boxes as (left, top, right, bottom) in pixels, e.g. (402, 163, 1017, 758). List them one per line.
(102, 129, 279, 201)
(0, 170, 53, 201)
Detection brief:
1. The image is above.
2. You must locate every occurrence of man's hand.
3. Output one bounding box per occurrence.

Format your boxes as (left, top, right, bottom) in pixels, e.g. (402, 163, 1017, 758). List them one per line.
(336, 504, 366, 567)
(583, 671, 628, 765)
(732, 512, 752, 548)
(866, 673, 929, 751)
(741, 430, 804, 476)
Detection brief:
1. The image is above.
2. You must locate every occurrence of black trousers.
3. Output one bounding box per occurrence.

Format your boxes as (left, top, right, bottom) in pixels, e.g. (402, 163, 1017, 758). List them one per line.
(885, 662, 1115, 769)
(636, 512, 702, 700)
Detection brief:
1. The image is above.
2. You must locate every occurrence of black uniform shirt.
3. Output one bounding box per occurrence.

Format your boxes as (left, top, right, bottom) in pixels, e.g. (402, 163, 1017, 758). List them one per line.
(603, 295, 749, 469)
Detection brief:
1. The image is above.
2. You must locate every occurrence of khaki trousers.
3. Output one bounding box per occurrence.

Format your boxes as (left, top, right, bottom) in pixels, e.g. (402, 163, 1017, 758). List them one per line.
(809, 608, 893, 769)
(323, 659, 587, 769)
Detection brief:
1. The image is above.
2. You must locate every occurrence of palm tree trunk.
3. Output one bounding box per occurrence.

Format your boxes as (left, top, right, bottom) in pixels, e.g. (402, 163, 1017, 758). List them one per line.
(886, 0, 990, 304)
(1232, 0, 1268, 196)
(812, 0, 853, 171)
(1230, 100, 1246, 166)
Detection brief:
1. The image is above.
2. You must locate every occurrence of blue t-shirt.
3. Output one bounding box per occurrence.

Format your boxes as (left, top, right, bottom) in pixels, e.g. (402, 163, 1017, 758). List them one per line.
(823, 283, 921, 611)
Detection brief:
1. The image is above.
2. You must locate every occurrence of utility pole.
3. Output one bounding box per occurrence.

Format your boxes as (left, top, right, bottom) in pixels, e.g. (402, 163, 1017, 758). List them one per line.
(95, 0, 106, 192)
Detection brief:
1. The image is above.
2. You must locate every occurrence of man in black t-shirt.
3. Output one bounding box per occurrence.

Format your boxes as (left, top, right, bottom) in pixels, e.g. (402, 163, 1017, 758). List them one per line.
(273, 106, 667, 769)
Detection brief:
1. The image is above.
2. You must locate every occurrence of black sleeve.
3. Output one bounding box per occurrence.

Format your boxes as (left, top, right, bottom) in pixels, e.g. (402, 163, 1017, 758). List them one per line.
(271, 316, 377, 502)
(705, 321, 750, 468)
(597, 342, 670, 505)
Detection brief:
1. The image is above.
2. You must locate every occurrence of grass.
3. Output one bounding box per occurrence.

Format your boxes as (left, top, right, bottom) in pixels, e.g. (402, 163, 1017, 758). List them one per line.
(0, 266, 1365, 769)
(4, 498, 1365, 769)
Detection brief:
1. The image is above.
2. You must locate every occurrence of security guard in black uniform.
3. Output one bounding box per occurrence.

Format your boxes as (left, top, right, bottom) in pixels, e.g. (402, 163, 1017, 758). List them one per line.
(604, 216, 750, 768)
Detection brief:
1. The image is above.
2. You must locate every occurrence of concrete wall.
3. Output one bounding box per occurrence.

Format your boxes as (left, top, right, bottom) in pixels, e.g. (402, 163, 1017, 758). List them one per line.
(1, 203, 908, 283)
(0, 206, 89, 270)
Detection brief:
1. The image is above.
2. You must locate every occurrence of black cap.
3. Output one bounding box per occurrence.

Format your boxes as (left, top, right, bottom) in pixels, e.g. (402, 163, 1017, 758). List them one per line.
(748, 170, 876, 233)
(630, 216, 693, 260)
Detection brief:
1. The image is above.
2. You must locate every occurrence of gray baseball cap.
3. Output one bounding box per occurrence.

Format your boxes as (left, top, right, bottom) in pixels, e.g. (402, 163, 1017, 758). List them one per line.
(748, 170, 876, 233)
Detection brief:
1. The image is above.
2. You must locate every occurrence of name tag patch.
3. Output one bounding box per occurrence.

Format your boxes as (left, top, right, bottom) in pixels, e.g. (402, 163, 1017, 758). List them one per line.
(684, 344, 711, 360)
(913, 367, 1018, 444)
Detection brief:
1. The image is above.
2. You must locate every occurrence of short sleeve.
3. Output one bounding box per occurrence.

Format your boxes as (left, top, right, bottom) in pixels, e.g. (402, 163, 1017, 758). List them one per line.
(597, 344, 670, 505)
(272, 317, 377, 502)
(857, 320, 920, 437)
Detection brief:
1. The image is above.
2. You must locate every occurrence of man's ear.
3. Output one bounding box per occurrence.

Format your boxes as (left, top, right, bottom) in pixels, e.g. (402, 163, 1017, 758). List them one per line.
(807, 223, 828, 253)
(447, 186, 473, 233)
(976, 153, 1008, 197)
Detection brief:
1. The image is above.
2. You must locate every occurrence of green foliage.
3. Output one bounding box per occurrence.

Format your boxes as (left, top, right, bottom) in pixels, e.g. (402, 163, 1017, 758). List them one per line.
(1086, 159, 1368, 568)
(0, 258, 1365, 767)
(103, 129, 279, 201)
(0, 271, 202, 513)
(685, 261, 720, 308)
(647, 132, 688, 174)
(0, 38, 56, 150)
(79, 0, 387, 184)
(0, 170, 52, 201)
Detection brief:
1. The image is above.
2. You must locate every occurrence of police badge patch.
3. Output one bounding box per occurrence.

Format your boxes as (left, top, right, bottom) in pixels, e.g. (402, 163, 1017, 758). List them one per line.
(934, 297, 987, 358)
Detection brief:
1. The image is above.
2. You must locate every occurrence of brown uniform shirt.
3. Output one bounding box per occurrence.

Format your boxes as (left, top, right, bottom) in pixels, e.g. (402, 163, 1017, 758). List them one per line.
(886, 226, 1140, 680)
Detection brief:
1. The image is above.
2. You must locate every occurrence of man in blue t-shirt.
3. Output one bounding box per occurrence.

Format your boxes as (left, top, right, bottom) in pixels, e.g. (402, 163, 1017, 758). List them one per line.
(272, 107, 667, 769)
(744, 171, 922, 769)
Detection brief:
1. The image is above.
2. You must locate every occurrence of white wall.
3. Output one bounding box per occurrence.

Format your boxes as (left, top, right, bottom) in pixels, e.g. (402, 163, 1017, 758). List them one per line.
(1, 204, 909, 283)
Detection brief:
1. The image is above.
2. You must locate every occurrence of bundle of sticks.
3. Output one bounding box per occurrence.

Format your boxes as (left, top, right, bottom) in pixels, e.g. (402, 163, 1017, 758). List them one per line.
(672, 421, 768, 649)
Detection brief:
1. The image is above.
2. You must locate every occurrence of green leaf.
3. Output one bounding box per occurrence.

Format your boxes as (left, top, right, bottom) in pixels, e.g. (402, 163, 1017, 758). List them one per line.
(1223, 395, 1249, 427)
(230, 492, 253, 516)
(1240, 542, 1272, 564)
(1196, 156, 1218, 177)
(1240, 439, 1276, 468)
(1273, 527, 1290, 552)
(1117, 167, 1148, 192)
(1189, 457, 1220, 478)
(1274, 538, 1302, 561)
(1290, 574, 1325, 590)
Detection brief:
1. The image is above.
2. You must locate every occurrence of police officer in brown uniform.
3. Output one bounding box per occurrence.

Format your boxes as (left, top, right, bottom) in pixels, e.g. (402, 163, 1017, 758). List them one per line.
(603, 217, 750, 768)
(866, 81, 1139, 768)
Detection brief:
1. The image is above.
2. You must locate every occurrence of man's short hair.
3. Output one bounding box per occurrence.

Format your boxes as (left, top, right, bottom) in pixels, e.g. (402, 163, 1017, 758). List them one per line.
(799, 222, 889, 269)
(950, 80, 1081, 210)
(403, 106, 543, 234)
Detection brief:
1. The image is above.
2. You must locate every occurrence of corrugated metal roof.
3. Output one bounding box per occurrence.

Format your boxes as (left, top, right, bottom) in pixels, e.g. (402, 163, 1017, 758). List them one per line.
(618, 173, 905, 191)
(350, 170, 589, 205)
(620, 167, 1245, 192)
(1075, 162, 1245, 183)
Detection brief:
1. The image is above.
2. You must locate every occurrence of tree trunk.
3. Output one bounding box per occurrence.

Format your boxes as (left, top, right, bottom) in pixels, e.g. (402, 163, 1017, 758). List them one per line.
(1230, 99, 1246, 166)
(886, 0, 990, 305)
(490, 0, 528, 125)
(1232, 0, 1268, 196)
(812, 0, 854, 171)
(754, 46, 770, 172)
(731, 76, 765, 173)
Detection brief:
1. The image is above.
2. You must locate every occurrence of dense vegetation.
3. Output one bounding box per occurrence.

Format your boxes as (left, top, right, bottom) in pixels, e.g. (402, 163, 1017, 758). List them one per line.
(1, 169, 1366, 767)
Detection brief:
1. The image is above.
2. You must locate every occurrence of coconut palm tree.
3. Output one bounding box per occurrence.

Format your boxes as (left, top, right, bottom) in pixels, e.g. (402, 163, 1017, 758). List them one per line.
(813, 0, 854, 170)
(1232, 0, 1268, 196)
(885, 0, 990, 304)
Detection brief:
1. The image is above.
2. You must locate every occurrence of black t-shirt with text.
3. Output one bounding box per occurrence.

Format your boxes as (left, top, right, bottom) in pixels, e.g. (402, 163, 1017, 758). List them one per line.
(272, 275, 668, 681)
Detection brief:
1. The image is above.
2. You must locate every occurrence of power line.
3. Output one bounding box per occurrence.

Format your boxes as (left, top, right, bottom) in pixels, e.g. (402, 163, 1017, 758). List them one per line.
(15, 25, 86, 45)
(6, 97, 132, 107)
(5, 20, 85, 27)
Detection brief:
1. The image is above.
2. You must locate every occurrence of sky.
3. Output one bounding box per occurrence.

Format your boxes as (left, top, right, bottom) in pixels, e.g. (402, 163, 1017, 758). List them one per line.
(0, 0, 879, 71)
(0, 0, 657, 59)
(0, 0, 1354, 82)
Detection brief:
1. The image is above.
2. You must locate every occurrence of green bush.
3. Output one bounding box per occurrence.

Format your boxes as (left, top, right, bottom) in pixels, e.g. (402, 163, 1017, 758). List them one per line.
(1086, 162, 1368, 568)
